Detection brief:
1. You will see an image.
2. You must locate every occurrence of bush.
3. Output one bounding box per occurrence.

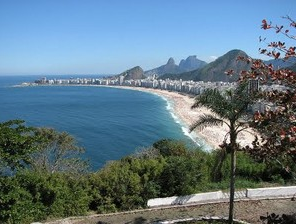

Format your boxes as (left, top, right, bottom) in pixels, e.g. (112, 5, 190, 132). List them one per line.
(153, 139, 188, 157)
(0, 171, 91, 223)
(220, 152, 286, 182)
(0, 176, 46, 224)
(89, 157, 166, 212)
(159, 156, 207, 196)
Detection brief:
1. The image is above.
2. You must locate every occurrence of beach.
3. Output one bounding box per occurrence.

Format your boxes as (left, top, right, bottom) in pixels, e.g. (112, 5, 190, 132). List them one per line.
(111, 86, 256, 150)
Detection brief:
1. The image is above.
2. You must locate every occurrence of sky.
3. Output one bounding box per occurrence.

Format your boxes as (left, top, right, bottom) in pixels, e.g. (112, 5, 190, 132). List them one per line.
(0, 0, 295, 76)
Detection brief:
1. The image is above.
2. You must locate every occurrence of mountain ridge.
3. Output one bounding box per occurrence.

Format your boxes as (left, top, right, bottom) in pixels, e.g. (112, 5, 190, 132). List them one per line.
(117, 49, 296, 83)
(144, 56, 207, 76)
(160, 49, 251, 82)
(117, 66, 146, 80)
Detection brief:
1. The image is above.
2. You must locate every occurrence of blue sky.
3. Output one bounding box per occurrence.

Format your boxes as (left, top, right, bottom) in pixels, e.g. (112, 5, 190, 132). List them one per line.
(0, 0, 295, 75)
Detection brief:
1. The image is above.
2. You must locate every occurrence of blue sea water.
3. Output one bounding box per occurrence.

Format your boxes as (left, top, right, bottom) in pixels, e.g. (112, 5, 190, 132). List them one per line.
(0, 75, 198, 170)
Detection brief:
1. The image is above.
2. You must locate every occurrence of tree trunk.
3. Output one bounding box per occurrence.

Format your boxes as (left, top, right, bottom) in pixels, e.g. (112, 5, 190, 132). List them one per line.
(228, 147, 236, 224)
(212, 148, 227, 182)
(228, 125, 237, 224)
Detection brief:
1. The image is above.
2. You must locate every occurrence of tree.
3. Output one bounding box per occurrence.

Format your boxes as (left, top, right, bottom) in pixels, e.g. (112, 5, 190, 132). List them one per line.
(0, 120, 39, 174)
(190, 82, 254, 224)
(0, 170, 91, 223)
(152, 139, 188, 157)
(30, 127, 88, 174)
(236, 16, 296, 180)
(159, 155, 207, 196)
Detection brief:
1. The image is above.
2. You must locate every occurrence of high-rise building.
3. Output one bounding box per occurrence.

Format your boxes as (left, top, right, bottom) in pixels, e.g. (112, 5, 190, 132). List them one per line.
(119, 75, 125, 85)
(248, 79, 259, 94)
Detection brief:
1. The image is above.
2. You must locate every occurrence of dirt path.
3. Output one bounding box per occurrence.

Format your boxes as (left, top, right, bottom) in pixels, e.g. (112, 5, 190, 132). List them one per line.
(46, 198, 295, 224)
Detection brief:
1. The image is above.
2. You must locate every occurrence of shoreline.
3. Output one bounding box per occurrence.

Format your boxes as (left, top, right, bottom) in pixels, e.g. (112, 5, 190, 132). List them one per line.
(17, 84, 257, 150)
(103, 85, 257, 150)
(112, 86, 212, 150)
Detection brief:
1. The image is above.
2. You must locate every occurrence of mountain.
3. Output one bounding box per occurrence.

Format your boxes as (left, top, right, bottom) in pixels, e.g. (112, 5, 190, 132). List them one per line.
(179, 55, 207, 72)
(118, 66, 146, 80)
(145, 56, 207, 76)
(287, 62, 296, 72)
(265, 57, 296, 69)
(145, 58, 180, 76)
(160, 49, 251, 82)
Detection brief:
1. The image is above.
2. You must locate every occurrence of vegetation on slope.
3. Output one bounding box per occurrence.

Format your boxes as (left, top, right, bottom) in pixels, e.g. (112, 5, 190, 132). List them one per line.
(0, 125, 294, 224)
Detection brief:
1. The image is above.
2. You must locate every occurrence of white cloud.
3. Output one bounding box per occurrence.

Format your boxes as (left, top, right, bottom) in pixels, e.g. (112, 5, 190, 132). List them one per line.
(209, 56, 218, 62)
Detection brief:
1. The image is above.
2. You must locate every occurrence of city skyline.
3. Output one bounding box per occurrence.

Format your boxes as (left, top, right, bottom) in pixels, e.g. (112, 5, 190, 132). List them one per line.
(0, 0, 295, 75)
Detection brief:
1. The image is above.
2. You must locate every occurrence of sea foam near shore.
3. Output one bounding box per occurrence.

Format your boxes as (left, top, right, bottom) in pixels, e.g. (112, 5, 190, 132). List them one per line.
(136, 88, 212, 150)
(121, 86, 256, 151)
(164, 98, 203, 147)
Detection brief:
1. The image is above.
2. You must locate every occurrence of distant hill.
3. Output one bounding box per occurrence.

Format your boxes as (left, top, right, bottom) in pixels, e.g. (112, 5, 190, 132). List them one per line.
(118, 66, 146, 80)
(287, 62, 296, 72)
(160, 49, 251, 82)
(265, 57, 296, 69)
(145, 56, 207, 76)
(145, 58, 180, 76)
(179, 55, 207, 72)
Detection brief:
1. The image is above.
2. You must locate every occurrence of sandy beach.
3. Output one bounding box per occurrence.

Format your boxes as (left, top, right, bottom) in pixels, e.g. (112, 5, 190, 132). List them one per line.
(109, 86, 256, 150)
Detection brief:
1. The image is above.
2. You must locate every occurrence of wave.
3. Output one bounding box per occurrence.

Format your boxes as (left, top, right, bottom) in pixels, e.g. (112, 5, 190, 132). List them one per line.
(162, 96, 213, 151)
(164, 98, 199, 145)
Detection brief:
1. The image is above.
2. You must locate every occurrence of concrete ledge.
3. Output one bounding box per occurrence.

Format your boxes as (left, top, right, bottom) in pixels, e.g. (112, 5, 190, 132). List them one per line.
(147, 196, 178, 207)
(147, 191, 223, 207)
(246, 186, 296, 198)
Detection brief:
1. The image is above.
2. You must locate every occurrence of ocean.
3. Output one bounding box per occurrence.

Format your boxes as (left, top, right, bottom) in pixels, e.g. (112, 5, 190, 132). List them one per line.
(0, 75, 198, 170)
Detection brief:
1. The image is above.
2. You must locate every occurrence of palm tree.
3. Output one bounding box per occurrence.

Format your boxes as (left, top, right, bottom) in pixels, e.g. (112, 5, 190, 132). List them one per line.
(190, 82, 253, 224)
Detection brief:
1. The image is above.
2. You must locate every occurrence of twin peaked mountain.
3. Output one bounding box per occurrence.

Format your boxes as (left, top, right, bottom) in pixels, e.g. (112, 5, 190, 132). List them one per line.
(117, 49, 296, 82)
(145, 55, 207, 76)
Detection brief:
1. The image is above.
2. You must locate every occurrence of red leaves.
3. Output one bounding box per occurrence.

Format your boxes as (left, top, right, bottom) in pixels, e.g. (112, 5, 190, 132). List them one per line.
(287, 46, 296, 57)
(260, 16, 296, 59)
(239, 58, 296, 85)
(272, 51, 281, 59)
(244, 17, 296, 163)
(225, 69, 234, 76)
(254, 111, 263, 123)
(280, 129, 286, 140)
(262, 19, 271, 29)
(259, 48, 267, 54)
(276, 25, 284, 33)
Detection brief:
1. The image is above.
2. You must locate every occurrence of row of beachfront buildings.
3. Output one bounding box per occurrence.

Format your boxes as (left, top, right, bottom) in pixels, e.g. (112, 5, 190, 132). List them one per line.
(35, 76, 237, 95)
(33, 76, 287, 114)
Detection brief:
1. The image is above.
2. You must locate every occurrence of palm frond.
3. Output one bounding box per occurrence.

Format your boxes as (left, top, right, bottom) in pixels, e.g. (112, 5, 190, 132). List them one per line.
(193, 82, 254, 121)
(189, 114, 224, 132)
(192, 89, 233, 120)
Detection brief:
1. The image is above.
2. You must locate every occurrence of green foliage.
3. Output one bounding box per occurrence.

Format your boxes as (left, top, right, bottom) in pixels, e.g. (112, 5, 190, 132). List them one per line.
(159, 155, 207, 196)
(212, 151, 296, 185)
(152, 139, 188, 157)
(0, 171, 91, 223)
(0, 120, 39, 173)
(89, 156, 166, 212)
(0, 120, 294, 223)
(0, 176, 46, 224)
(220, 152, 266, 181)
(88, 141, 213, 213)
(190, 82, 256, 223)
